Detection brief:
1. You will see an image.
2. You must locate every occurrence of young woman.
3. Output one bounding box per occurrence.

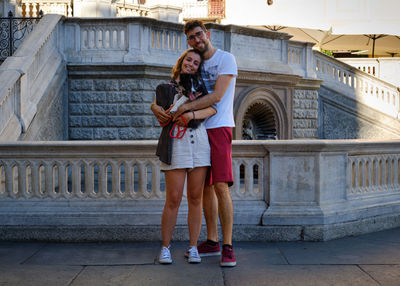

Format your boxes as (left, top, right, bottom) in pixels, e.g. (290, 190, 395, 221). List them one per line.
(151, 49, 216, 264)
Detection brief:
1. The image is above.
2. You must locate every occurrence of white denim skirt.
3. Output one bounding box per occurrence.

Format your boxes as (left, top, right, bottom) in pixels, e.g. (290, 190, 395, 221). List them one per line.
(160, 122, 211, 171)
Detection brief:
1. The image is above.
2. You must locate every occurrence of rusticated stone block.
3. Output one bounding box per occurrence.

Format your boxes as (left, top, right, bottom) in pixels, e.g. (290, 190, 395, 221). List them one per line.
(293, 129, 318, 138)
(118, 79, 142, 91)
(119, 104, 146, 115)
(81, 92, 107, 103)
(293, 119, 318, 129)
(94, 128, 118, 140)
(131, 91, 154, 103)
(293, 99, 318, 109)
(106, 92, 130, 103)
(293, 109, 318, 119)
(94, 104, 118, 115)
(119, 128, 142, 140)
(69, 91, 82, 103)
(81, 116, 106, 127)
(70, 79, 93, 91)
(69, 104, 94, 115)
(69, 128, 93, 140)
(69, 116, 82, 127)
(107, 116, 131, 127)
(93, 79, 119, 91)
(142, 79, 163, 91)
(130, 116, 153, 127)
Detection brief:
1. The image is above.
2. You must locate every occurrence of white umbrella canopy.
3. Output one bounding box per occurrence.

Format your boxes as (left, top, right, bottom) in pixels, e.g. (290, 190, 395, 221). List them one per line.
(253, 25, 400, 57)
(320, 34, 400, 57)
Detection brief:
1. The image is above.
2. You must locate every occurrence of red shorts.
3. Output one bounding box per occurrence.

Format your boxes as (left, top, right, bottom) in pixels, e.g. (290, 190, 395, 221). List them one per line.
(206, 127, 234, 187)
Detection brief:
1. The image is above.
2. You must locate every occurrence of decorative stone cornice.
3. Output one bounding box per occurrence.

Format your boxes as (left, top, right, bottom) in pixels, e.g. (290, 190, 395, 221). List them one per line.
(67, 64, 171, 79)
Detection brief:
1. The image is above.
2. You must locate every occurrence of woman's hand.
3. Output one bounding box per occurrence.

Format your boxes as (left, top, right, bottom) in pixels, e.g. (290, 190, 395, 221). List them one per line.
(151, 103, 173, 125)
(175, 111, 193, 127)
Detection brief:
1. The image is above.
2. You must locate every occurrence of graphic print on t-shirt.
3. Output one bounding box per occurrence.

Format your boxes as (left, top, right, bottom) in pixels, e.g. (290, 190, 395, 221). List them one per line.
(201, 65, 218, 93)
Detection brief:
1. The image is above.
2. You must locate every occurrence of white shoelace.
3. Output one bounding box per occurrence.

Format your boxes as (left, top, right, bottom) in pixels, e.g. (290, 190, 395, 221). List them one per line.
(161, 246, 171, 259)
(188, 246, 200, 259)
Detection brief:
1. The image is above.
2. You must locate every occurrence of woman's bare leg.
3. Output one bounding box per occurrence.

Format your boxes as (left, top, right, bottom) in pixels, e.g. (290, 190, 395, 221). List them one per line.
(186, 167, 208, 246)
(161, 169, 186, 247)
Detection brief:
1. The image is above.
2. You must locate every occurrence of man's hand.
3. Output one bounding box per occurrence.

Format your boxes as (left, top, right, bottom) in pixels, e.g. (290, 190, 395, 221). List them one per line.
(175, 111, 193, 127)
(172, 103, 189, 121)
(151, 104, 173, 125)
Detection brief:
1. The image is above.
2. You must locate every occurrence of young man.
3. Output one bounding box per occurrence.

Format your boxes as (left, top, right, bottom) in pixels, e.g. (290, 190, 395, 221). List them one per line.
(173, 20, 237, 267)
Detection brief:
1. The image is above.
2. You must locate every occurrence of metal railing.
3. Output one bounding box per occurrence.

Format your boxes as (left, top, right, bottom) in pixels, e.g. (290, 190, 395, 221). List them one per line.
(0, 10, 42, 61)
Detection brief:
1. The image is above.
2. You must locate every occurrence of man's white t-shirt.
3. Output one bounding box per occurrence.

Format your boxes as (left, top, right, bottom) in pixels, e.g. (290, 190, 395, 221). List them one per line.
(201, 49, 237, 129)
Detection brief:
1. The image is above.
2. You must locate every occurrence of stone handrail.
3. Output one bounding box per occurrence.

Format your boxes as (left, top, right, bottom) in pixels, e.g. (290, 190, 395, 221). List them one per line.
(0, 141, 266, 201)
(0, 14, 64, 140)
(339, 57, 400, 88)
(0, 71, 22, 140)
(314, 51, 400, 119)
(22, 0, 73, 17)
(340, 58, 380, 77)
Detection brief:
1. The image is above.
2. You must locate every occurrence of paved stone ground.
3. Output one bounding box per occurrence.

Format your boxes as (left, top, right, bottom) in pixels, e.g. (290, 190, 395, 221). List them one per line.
(1, 227, 400, 286)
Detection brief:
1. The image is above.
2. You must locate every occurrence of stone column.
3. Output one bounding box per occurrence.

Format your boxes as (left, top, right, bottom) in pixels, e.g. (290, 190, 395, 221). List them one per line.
(73, 0, 115, 17)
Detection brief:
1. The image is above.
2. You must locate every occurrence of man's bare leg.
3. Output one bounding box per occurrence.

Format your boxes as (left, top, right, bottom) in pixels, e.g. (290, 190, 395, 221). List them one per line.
(213, 182, 233, 245)
(202, 184, 219, 242)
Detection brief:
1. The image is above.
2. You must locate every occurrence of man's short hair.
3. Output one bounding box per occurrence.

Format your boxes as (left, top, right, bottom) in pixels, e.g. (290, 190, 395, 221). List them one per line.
(183, 20, 207, 35)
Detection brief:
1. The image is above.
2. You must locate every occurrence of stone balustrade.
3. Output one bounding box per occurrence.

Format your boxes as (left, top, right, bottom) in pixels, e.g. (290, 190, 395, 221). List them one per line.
(0, 141, 265, 202)
(1, 140, 400, 241)
(64, 17, 188, 65)
(315, 51, 400, 119)
(22, 0, 73, 17)
(115, 2, 149, 17)
(339, 57, 400, 88)
(182, 0, 208, 20)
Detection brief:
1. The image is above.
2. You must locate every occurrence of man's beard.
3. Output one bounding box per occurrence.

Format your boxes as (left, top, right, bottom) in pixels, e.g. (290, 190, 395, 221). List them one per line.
(195, 41, 209, 54)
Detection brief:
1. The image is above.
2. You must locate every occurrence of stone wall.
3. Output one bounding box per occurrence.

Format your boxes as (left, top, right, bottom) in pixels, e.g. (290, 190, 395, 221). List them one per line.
(22, 64, 67, 140)
(68, 65, 169, 140)
(319, 86, 400, 139)
(292, 89, 318, 139)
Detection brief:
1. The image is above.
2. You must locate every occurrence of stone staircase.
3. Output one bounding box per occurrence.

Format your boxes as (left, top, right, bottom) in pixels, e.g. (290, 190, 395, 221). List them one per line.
(1, 15, 400, 142)
(1, 15, 400, 242)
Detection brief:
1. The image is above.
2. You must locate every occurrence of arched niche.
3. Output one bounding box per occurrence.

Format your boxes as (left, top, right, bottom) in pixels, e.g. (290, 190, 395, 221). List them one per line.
(234, 87, 290, 140)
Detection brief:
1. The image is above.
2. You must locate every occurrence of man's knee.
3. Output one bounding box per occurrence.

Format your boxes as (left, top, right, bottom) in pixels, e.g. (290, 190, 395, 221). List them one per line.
(213, 182, 231, 199)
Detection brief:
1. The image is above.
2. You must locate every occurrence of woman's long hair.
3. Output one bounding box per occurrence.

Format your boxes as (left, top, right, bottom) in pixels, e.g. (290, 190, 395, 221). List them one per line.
(171, 49, 203, 80)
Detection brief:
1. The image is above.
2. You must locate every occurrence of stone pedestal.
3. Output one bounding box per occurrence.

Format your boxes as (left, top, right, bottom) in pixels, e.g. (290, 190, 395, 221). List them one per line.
(73, 0, 114, 17)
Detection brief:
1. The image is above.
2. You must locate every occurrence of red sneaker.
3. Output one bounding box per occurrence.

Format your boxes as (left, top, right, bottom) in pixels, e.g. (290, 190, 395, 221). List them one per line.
(185, 241, 221, 258)
(198, 241, 221, 257)
(220, 245, 236, 267)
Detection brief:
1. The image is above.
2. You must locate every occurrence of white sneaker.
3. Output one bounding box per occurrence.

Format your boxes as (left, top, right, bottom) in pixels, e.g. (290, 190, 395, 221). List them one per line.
(187, 246, 201, 263)
(159, 246, 172, 264)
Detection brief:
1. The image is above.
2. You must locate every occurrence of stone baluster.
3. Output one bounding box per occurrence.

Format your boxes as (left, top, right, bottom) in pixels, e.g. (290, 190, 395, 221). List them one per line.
(43, 162, 53, 198)
(111, 162, 119, 198)
(151, 161, 162, 199)
(71, 162, 82, 198)
(393, 155, 400, 189)
(67, 3, 72, 16)
(17, 163, 27, 198)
